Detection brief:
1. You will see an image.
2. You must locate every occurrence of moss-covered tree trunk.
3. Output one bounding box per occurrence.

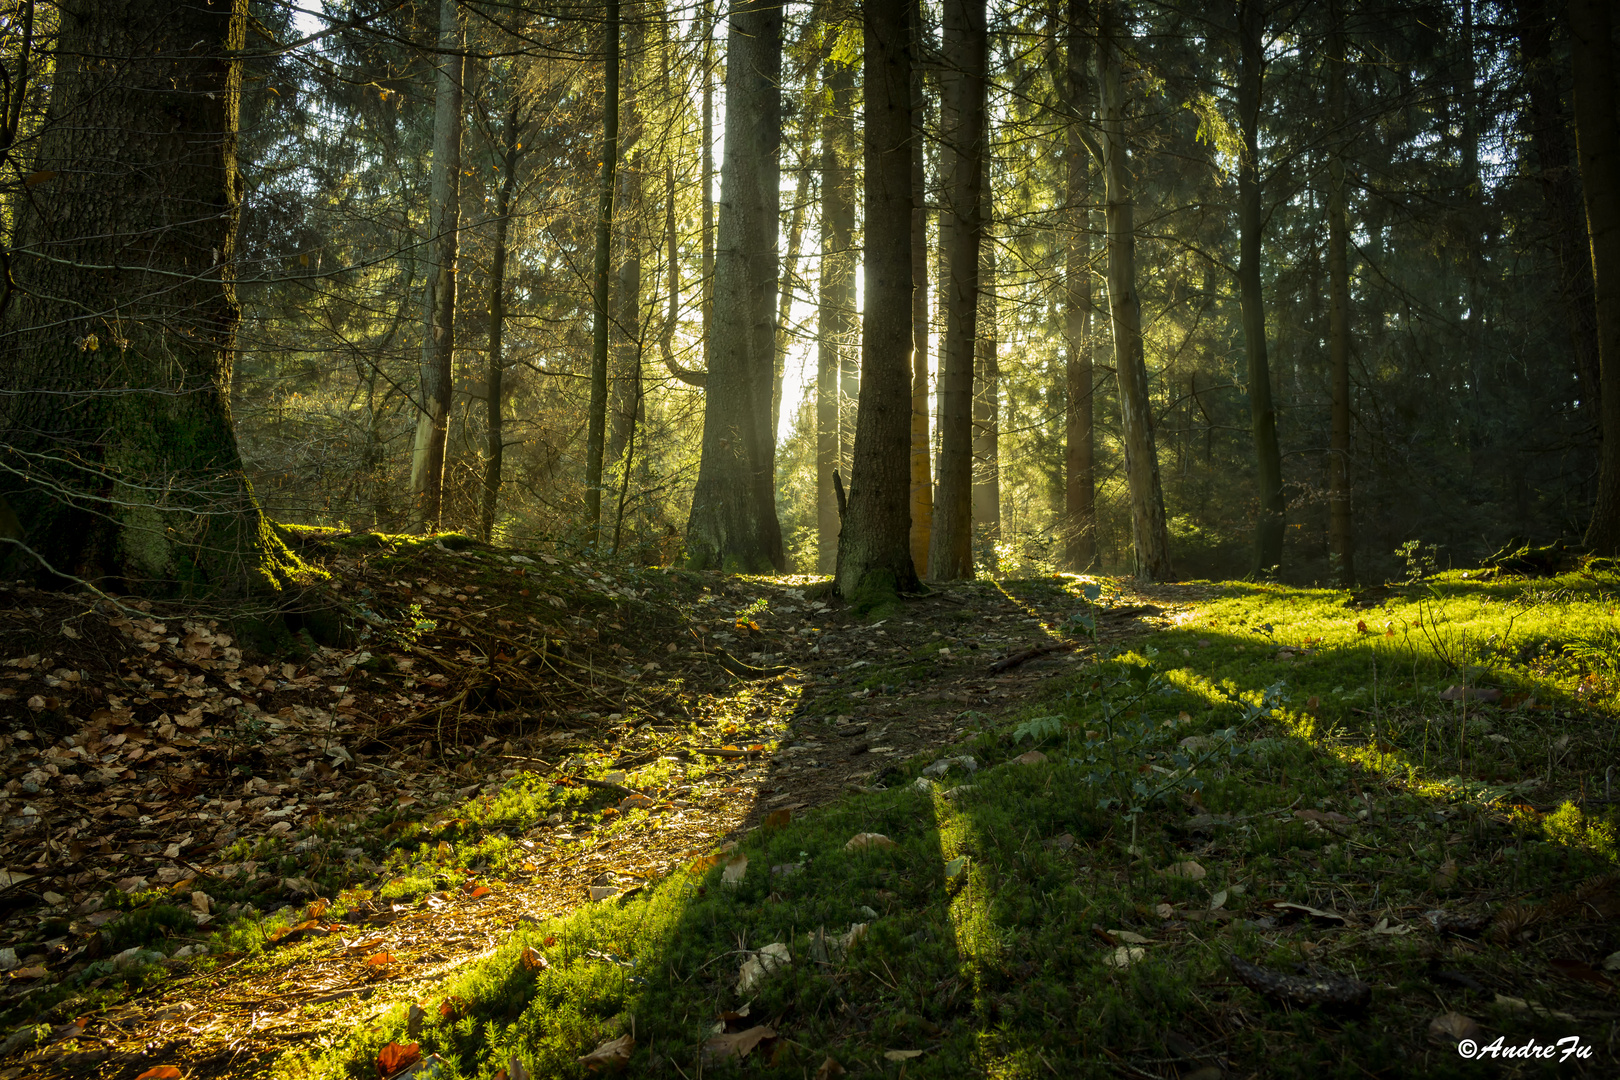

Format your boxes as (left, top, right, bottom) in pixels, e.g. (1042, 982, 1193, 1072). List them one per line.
(836, 0, 921, 610)
(0, 0, 300, 596)
(686, 0, 784, 572)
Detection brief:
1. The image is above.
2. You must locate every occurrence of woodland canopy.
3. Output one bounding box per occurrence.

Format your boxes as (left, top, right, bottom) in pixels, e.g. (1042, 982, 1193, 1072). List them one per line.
(2, 0, 1618, 598)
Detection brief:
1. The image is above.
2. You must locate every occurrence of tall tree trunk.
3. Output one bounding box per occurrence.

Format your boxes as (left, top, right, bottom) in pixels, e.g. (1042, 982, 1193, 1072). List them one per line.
(1518, 0, 1601, 424)
(773, 149, 814, 457)
(409, 0, 465, 532)
(1063, 0, 1096, 572)
(817, 29, 857, 574)
(972, 223, 1000, 571)
(686, 0, 784, 571)
(584, 0, 621, 542)
(1326, 0, 1355, 584)
(479, 98, 524, 544)
(928, 0, 988, 581)
(837, 0, 921, 605)
(908, 0, 934, 578)
(610, 14, 645, 468)
(701, 0, 715, 373)
(1570, 0, 1620, 552)
(0, 0, 300, 595)
(1236, 0, 1284, 575)
(1098, 0, 1171, 579)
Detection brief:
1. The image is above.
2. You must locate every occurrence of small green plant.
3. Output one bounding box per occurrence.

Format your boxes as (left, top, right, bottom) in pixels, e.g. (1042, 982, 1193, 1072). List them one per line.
(1011, 715, 1064, 744)
(1064, 581, 1104, 644)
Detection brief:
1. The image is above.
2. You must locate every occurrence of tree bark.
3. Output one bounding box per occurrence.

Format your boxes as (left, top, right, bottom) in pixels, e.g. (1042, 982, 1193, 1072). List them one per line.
(928, 0, 987, 581)
(584, 0, 621, 542)
(1098, 0, 1171, 579)
(686, 0, 784, 572)
(0, 0, 301, 596)
(837, 0, 921, 606)
(1325, 0, 1355, 585)
(1236, 0, 1284, 575)
(1570, 0, 1620, 552)
(610, 13, 644, 468)
(1518, 0, 1601, 423)
(479, 97, 524, 544)
(972, 221, 1000, 571)
(773, 146, 814, 459)
(817, 26, 857, 574)
(908, 0, 934, 578)
(1063, 0, 1097, 573)
(409, 0, 465, 532)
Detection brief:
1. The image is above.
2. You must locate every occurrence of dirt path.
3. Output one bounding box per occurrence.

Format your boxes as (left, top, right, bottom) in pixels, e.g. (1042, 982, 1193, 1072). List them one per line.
(1, 568, 1215, 1079)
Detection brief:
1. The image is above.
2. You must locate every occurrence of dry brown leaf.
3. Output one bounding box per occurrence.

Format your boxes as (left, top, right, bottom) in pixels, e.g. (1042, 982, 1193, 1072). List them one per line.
(1427, 1012, 1484, 1045)
(1014, 750, 1048, 765)
(1104, 945, 1145, 968)
(813, 1057, 846, 1080)
(1433, 858, 1459, 890)
(134, 1069, 183, 1080)
(702, 1024, 777, 1064)
(883, 1049, 925, 1061)
(520, 946, 550, 973)
(365, 951, 397, 968)
(845, 832, 897, 851)
(376, 1040, 421, 1078)
(577, 1033, 634, 1070)
(1160, 861, 1206, 881)
(721, 854, 749, 886)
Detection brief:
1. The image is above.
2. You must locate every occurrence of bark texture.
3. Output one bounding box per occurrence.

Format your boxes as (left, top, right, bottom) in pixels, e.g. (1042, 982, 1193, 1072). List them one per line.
(928, 0, 988, 581)
(837, 0, 921, 607)
(1098, 0, 1171, 579)
(409, 0, 465, 532)
(584, 0, 621, 540)
(686, 0, 783, 571)
(972, 225, 1000, 570)
(1325, 0, 1355, 585)
(817, 31, 857, 574)
(1571, 0, 1620, 553)
(1, 0, 298, 595)
(908, 0, 933, 579)
(1236, 0, 1284, 575)
(479, 98, 524, 543)
(1063, 0, 1097, 573)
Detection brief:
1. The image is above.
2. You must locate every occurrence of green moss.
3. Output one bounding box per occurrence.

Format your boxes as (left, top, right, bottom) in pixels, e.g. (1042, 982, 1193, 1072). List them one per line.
(845, 567, 905, 620)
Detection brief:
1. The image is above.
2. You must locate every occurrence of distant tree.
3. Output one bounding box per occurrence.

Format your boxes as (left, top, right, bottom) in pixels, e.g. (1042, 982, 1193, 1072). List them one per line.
(1325, 0, 1355, 584)
(1, 0, 301, 595)
(817, 6, 857, 573)
(583, 0, 621, 545)
(837, 0, 921, 606)
(1063, 0, 1098, 573)
(1097, 0, 1171, 579)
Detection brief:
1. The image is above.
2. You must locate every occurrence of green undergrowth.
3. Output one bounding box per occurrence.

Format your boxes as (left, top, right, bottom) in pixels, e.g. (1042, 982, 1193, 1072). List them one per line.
(282, 568, 1620, 1078)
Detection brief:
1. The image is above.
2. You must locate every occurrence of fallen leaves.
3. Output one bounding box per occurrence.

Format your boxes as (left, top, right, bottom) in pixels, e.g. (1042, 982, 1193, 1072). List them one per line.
(844, 832, 897, 851)
(577, 1033, 634, 1070)
(376, 1040, 421, 1078)
(134, 1069, 184, 1080)
(721, 853, 749, 886)
(1427, 1012, 1484, 1045)
(738, 942, 791, 994)
(702, 1024, 777, 1064)
(1160, 860, 1206, 881)
(520, 946, 550, 973)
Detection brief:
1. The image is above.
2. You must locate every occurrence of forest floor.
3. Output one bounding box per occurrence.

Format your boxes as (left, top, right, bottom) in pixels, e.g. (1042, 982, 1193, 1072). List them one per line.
(0, 533, 1616, 1078)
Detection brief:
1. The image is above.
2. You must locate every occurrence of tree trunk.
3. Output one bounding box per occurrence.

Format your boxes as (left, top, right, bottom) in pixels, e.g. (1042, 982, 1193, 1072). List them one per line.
(1518, 0, 1601, 423)
(908, 0, 934, 578)
(1571, 0, 1620, 552)
(610, 21, 644, 468)
(1063, 0, 1096, 573)
(972, 224, 1000, 571)
(1236, 0, 1284, 575)
(837, 0, 921, 607)
(817, 29, 857, 574)
(928, 0, 988, 581)
(479, 98, 524, 544)
(1325, 0, 1355, 585)
(773, 150, 814, 458)
(686, 0, 784, 572)
(0, 0, 300, 595)
(584, 0, 621, 542)
(1098, 0, 1171, 579)
(409, 0, 465, 533)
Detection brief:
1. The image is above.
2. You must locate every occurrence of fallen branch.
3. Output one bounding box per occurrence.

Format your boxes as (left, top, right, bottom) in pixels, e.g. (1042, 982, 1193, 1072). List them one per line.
(988, 643, 1076, 673)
